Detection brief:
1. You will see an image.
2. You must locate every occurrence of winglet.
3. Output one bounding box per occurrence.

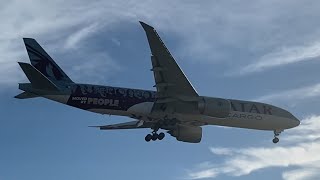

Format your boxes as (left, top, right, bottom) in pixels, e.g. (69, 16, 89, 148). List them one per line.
(139, 21, 154, 31)
(23, 37, 36, 42)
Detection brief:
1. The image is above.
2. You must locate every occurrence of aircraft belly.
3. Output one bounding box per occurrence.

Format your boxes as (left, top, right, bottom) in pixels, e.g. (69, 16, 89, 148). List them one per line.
(127, 102, 154, 114)
(177, 111, 294, 130)
(225, 111, 295, 130)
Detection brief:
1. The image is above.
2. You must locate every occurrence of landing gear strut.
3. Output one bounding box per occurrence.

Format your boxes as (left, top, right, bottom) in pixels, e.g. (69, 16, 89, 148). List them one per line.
(272, 130, 282, 144)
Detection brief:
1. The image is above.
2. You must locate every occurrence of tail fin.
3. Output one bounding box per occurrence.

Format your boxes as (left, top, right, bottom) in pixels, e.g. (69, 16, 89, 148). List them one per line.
(23, 38, 74, 84)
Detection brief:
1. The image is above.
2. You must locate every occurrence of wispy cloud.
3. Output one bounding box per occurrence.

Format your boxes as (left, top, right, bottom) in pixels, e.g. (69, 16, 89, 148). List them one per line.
(2, 0, 320, 86)
(233, 41, 320, 75)
(186, 115, 320, 180)
(188, 169, 219, 179)
(64, 23, 100, 49)
(0, 42, 25, 87)
(282, 168, 320, 180)
(0, 2, 124, 85)
(111, 38, 121, 47)
(255, 83, 320, 103)
(70, 52, 122, 84)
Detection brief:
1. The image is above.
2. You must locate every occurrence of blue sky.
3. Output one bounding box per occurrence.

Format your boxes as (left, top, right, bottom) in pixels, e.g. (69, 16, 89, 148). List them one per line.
(1, 0, 320, 179)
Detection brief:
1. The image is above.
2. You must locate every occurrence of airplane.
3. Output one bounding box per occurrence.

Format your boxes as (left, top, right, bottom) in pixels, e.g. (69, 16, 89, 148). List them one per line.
(15, 21, 300, 144)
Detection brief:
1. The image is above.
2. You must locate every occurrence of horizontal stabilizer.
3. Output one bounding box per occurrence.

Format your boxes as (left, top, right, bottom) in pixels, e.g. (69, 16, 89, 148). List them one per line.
(18, 62, 58, 91)
(14, 92, 39, 99)
(89, 120, 151, 130)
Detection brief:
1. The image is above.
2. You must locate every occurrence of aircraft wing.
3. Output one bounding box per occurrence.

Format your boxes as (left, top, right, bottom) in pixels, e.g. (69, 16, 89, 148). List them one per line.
(140, 21, 199, 99)
(90, 120, 152, 130)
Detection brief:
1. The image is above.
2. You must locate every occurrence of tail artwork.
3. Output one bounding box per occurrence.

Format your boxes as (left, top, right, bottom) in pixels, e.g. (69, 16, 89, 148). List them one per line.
(15, 38, 74, 99)
(23, 38, 74, 84)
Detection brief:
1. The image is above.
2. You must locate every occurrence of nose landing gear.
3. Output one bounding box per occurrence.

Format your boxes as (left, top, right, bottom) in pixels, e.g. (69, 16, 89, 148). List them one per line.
(272, 130, 282, 144)
(272, 137, 279, 144)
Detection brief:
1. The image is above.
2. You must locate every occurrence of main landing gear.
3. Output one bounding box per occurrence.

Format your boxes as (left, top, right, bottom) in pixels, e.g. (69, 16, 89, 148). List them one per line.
(272, 130, 282, 144)
(144, 120, 168, 142)
(145, 132, 165, 142)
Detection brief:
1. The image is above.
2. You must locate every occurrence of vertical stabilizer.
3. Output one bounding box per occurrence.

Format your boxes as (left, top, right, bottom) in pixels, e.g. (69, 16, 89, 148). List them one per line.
(23, 38, 74, 84)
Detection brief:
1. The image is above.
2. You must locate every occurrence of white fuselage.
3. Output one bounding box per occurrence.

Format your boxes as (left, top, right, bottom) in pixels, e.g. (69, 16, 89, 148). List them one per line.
(44, 94, 300, 131)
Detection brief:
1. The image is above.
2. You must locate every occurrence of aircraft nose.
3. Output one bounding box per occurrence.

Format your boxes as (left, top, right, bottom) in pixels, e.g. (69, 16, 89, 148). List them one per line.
(291, 116, 300, 128)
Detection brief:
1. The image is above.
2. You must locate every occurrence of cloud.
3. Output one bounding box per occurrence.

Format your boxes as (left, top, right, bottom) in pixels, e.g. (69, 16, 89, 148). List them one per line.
(0, 41, 26, 87)
(210, 147, 234, 156)
(186, 115, 320, 180)
(2, 0, 320, 86)
(255, 83, 320, 103)
(70, 52, 122, 83)
(64, 23, 100, 49)
(0, 0, 124, 85)
(111, 38, 121, 47)
(282, 168, 320, 180)
(235, 41, 320, 75)
(188, 169, 219, 179)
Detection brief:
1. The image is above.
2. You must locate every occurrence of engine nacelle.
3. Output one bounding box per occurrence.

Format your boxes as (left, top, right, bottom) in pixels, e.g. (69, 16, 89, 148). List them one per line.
(168, 125, 202, 143)
(198, 97, 231, 118)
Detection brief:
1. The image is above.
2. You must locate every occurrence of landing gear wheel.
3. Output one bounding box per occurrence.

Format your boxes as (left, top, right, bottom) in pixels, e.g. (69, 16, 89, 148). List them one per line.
(272, 130, 282, 144)
(158, 132, 165, 140)
(145, 134, 152, 142)
(151, 133, 158, 141)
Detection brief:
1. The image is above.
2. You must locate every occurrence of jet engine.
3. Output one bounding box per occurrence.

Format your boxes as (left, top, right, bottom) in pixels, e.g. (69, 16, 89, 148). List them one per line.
(168, 125, 202, 143)
(198, 97, 231, 118)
